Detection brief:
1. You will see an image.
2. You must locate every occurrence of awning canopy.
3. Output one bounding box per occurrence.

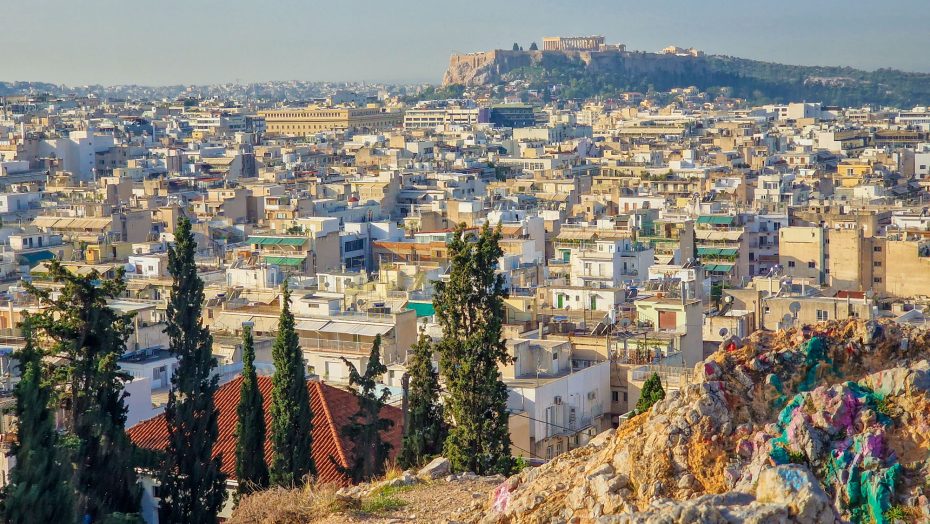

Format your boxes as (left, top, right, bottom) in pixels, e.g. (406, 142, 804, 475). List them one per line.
(262, 255, 306, 267)
(406, 301, 436, 318)
(248, 236, 308, 246)
(295, 319, 330, 331)
(696, 215, 735, 226)
(318, 321, 392, 337)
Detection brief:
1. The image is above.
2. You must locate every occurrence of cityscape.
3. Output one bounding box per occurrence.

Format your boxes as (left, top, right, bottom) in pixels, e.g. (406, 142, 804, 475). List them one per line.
(1, 3, 930, 523)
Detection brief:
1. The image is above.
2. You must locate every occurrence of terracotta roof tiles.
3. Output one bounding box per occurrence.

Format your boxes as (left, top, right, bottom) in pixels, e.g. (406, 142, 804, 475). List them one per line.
(127, 376, 403, 486)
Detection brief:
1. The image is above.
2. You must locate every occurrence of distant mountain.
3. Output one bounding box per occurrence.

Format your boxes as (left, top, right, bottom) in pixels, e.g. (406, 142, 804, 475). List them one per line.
(443, 49, 930, 107)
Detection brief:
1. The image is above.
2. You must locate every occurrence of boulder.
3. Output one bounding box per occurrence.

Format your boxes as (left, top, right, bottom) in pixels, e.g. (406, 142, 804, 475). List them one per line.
(755, 465, 837, 524)
(417, 456, 451, 480)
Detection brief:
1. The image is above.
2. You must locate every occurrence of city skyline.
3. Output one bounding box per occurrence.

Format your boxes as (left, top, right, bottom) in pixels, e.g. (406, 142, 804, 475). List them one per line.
(4, 0, 930, 86)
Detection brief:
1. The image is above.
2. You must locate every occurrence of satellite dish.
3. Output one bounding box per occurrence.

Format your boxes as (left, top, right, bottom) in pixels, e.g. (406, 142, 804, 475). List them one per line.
(724, 295, 734, 304)
(719, 327, 729, 337)
(789, 301, 802, 314)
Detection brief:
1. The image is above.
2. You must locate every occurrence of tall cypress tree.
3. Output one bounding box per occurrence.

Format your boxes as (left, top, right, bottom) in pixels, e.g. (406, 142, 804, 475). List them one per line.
(160, 216, 227, 523)
(269, 281, 315, 487)
(26, 260, 140, 520)
(398, 327, 446, 469)
(434, 223, 514, 475)
(338, 334, 394, 483)
(235, 324, 268, 494)
(2, 318, 74, 524)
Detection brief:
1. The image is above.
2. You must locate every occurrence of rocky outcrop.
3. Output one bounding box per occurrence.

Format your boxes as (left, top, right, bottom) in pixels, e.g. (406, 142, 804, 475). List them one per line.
(472, 319, 930, 523)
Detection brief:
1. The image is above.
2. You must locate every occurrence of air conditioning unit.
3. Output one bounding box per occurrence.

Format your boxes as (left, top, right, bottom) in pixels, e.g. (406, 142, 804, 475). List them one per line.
(553, 396, 562, 405)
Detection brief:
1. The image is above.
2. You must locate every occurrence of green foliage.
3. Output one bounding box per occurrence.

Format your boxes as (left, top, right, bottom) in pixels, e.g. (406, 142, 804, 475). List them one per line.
(529, 42, 538, 51)
(236, 324, 269, 494)
(97, 513, 145, 524)
(513, 456, 530, 473)
(406, 84, 466, 103)
(360, 492, 407, 514)
(338, 335, 394, 483)
(26, 259, 141, 519)
(398, 328, 447, 469)
(635, 372, 665, 414)
(160, 216, 227, 523)
(883, 505, 908, 522)
(434, 223, 515, 476)
(270, 281, 315, 487)
(489, 52, 930, 106)
(2, 319, 74, 524)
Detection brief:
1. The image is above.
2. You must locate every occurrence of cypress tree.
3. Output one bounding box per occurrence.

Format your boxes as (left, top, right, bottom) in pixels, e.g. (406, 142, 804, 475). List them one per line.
(160, 216, 227, 523)
(635, 372, 665, 414)
(26, 259, 140, 520)
(338, 334, 394, 483)
(398, 327, 446, 469)
(269, 281, 315, 487)
(434, 223, 514, 476)
(2, 319, 74, 524)
(235, 323, 268, 494)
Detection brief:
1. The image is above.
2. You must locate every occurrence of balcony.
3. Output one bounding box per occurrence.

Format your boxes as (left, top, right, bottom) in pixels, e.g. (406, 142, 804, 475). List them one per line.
(299, 337, 374, 354)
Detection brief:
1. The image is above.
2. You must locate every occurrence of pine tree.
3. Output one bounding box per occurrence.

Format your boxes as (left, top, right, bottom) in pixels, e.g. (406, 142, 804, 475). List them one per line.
(338, 334, 394, 483)
(398, 327, 446, 469)
(269, 281, 315, 487)
(512, 42, 520, 51)
(636, 372, 665, 414)
(26, 259, 140, 520)
(2, 318, 74, 524)
(160, 216, 227, 523)
(434, 223, 514, 476)
(235, 323, 268, 494)
(529, 42, 539, 51)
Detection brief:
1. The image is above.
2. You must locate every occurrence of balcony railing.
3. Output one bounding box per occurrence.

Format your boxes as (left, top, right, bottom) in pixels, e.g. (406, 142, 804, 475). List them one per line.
(299, 337, 374, 354)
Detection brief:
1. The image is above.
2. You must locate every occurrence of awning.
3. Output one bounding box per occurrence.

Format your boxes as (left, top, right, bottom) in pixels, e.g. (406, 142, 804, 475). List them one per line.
(706, 264, 734, 273)
(696, 215, 735, 226)
(248, 236, 308, 246)
(406, 301, 435, 318)
(319, 321, 392, 336)
(17, 250, 54, 267)
(699, 247, 738, 257)
(262, 255, 306, 267)
(295, 319, 330, 331)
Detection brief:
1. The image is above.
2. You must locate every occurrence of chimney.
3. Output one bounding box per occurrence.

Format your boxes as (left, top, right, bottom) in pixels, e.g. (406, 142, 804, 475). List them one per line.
(538, 320, 545, 340)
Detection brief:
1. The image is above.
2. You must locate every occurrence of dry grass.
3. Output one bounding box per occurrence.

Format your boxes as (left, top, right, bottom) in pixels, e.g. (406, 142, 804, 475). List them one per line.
(229, 483, 359, 524)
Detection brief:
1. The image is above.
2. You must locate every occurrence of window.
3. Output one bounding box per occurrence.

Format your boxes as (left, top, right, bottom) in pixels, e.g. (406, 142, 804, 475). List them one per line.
(788, 261, 796, 268)
(873, 277, 883, 283)
(546, 446, 553, 460)
(808, 261, 816, 269)
(873, 246, 882, 252)
(873, 261, 882, 267)
(612, 391, 619, 402)
(623, 392, 628, 402)
(816, 309, 828, 321)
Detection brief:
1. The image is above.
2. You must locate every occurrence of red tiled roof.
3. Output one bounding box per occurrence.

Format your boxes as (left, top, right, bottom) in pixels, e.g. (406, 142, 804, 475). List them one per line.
(127, 376, 404, 486)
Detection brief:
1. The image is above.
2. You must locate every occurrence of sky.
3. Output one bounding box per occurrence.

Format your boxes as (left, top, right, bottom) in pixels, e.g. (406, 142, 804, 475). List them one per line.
(4, 0, 930, 86)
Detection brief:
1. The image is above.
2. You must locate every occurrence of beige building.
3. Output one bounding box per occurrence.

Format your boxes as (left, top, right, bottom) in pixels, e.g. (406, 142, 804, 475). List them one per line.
(779, 226, 827, 285)
(259, 106, 402, 135)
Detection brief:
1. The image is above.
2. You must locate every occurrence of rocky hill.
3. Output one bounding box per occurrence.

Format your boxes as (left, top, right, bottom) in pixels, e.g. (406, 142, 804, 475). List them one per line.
(442, 49, 930, 107)
(469, 319, 930, 523)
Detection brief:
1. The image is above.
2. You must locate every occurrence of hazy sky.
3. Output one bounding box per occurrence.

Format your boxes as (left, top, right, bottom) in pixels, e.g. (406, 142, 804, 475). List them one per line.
(4, 0, 929, 86)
